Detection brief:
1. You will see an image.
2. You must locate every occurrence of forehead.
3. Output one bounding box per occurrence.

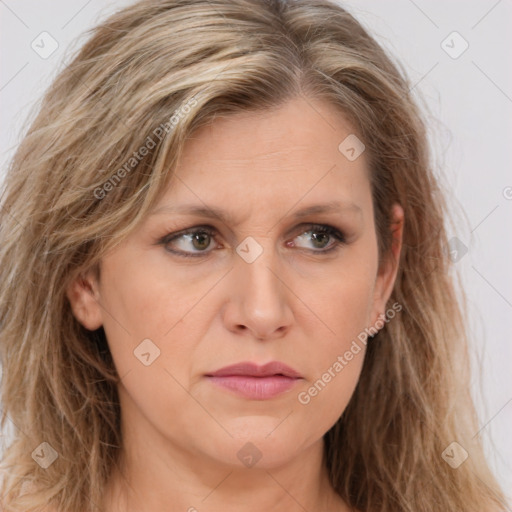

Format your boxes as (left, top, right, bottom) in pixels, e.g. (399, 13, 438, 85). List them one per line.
(153, 96, 371, 221)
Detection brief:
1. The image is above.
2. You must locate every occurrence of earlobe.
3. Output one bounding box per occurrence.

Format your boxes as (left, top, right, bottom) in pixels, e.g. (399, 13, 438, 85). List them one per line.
(66, 270, 103, 331)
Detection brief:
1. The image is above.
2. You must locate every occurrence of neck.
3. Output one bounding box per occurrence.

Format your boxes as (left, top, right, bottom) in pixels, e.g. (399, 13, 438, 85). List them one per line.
(103, 432, 348, 512)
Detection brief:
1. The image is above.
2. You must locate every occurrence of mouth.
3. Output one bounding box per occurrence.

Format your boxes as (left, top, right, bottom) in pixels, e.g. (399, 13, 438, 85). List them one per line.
(205, 361, 302, 400)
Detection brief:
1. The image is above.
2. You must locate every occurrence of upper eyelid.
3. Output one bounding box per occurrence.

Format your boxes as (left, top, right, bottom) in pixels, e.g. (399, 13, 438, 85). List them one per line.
(162, 225, 216, 242)
(164, 222, 343, 238)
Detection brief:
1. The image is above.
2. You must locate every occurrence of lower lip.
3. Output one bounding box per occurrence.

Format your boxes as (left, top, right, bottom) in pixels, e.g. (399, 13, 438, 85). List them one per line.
(206, 375, 300, 400)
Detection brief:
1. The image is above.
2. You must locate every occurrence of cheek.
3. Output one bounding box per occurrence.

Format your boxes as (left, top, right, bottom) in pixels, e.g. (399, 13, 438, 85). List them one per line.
(97, 254, 211, 440)
(295, 290, 369, 433)
(329, 279, 373, 334)
(296, 347, 365, 433)
(300, 259, 376, 354)
(97, 250, 210, 378)
(292, 260, 375, 422)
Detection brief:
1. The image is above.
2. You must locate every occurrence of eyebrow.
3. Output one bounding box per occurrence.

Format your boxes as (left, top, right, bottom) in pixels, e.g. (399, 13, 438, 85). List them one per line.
(149, 200, 362, 224)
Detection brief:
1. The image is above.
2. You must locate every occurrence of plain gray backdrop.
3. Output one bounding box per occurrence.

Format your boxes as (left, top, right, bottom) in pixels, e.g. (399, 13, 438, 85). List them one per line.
(1, 0, 511, 499)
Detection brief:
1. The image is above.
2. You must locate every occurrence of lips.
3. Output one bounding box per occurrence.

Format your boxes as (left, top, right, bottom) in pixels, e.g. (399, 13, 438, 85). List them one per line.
(206, 361, 302, 378)
(205, 361, 302, 400)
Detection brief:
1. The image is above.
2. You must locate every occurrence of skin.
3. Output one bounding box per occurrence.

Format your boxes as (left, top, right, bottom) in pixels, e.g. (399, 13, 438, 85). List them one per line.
(67, 96, 403, 512)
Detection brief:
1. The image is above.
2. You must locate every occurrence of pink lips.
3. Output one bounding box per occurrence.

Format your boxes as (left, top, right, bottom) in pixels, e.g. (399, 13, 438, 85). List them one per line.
(205, 361, 302, 400)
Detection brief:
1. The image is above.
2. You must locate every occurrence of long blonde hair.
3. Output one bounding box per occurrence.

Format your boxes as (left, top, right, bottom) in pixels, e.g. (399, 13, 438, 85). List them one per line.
(0, 0, 507, 511)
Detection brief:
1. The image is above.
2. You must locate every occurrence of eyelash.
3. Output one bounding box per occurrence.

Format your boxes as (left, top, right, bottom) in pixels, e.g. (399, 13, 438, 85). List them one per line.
(158, 224, 347, 259)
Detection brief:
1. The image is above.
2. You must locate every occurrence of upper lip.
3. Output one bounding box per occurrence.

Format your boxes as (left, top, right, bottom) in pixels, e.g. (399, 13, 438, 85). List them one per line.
(206, 361, 302, 378)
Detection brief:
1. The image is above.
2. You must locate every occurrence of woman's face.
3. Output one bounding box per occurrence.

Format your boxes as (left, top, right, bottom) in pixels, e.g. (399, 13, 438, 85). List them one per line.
(68, 96, 402, 470)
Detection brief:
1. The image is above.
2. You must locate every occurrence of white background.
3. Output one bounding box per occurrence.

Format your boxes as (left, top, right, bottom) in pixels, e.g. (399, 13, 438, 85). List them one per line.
(1, 0, 511, 501)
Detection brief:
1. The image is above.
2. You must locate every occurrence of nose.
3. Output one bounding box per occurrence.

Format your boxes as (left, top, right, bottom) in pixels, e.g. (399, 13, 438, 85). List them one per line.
(221, 240, 294, 341)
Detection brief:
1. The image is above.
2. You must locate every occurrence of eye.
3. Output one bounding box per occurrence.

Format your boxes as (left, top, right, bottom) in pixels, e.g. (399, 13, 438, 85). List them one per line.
(290, 224, 346, 253)
(159, 225, 218, 257)
(158, 223, 346, 258)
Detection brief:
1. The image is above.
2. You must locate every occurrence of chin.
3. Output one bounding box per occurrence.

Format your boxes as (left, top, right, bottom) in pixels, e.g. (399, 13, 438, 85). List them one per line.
(203, 419, 314, 470)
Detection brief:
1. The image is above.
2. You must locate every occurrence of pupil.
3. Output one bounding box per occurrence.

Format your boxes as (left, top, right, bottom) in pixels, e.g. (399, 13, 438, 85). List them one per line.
(312, 232, 329, 248)
(193, 232, 210, 250)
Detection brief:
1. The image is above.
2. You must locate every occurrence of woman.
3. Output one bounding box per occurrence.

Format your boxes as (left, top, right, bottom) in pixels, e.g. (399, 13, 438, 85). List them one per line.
(0, 0, 507, 511)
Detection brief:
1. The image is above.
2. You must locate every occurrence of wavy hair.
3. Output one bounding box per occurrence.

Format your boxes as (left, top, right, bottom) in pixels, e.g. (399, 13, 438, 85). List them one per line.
(0, 0, 507, 510)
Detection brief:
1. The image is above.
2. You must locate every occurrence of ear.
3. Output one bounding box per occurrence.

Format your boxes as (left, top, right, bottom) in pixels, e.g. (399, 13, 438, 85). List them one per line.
(369, 203, 404, 328)
(66, 266, 103, 331)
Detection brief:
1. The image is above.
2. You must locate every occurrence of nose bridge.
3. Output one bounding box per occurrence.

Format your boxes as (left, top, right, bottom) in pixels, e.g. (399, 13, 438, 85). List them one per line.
(236, 234, 283, 303)
(227, 233, 293, 338)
